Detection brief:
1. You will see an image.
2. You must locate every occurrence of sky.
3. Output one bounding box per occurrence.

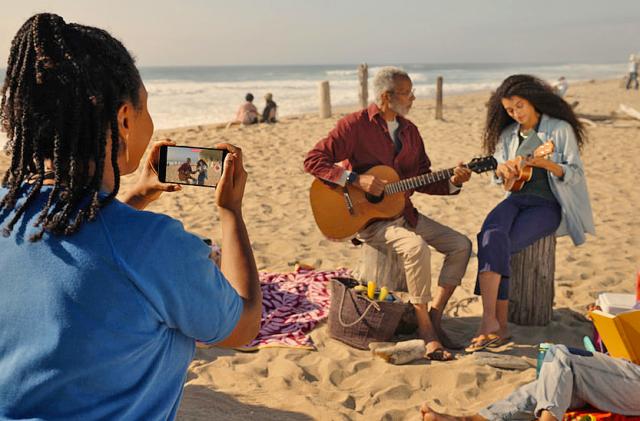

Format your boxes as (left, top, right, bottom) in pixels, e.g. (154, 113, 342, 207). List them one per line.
(1, 0, 639, 66)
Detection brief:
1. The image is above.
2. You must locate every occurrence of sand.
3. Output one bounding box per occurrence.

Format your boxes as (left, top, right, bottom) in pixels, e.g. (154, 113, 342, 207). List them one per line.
(1, 79, 639, 420)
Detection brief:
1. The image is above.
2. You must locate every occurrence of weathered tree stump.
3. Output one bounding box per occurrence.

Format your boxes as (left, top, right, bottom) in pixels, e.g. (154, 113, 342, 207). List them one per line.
(508, 235, 556, 326)
(354, 242, 406, 291)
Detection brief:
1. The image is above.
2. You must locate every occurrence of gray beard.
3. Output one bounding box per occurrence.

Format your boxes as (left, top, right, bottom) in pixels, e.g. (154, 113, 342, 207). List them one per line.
(390, 101, 410, 116)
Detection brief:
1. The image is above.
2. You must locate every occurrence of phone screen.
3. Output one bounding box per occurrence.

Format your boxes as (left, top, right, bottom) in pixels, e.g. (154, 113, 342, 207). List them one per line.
(159, 145, 226, 188)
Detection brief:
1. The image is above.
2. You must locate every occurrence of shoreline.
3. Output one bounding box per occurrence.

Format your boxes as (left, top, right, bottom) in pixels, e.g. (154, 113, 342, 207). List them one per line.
(152, 78, 619, 135)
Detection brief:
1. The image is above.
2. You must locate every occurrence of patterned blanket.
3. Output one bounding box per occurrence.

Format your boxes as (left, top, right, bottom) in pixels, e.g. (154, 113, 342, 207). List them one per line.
(239, 268, 351, 351)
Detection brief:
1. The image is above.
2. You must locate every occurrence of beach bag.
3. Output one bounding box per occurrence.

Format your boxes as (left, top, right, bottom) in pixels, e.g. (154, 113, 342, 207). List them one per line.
(328, 277, 406, 350)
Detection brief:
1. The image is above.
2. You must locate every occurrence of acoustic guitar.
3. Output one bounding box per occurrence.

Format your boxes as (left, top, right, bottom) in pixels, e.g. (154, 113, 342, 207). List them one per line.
(502, 141, 555, 192)
(309, 156, 498, 240)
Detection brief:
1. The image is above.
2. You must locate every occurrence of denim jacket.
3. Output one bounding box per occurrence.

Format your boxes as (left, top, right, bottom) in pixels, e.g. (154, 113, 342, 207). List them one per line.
(494, 114, 595, 246)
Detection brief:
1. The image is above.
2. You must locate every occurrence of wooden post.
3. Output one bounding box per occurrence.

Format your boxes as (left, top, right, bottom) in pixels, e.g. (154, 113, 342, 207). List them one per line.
(319, 80, 332, 118)
(358, 63, 368, 109)
(508, 235, 556, 326)
(435, 76, 443, 120)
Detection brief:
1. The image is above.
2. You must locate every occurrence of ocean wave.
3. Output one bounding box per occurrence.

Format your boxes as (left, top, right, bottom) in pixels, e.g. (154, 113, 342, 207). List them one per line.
(141, 63, 623, 129)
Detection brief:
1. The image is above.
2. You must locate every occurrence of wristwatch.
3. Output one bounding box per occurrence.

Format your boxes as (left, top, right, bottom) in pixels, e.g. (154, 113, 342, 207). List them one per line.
(346, 171, 359, 185)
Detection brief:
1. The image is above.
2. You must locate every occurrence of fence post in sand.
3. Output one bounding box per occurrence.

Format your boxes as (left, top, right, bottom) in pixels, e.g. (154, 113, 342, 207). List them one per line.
(435, 76, 444, 120)
(358, 63, 368, 109)
(319, 80, 332, 118)
(508, 234, 556, 326)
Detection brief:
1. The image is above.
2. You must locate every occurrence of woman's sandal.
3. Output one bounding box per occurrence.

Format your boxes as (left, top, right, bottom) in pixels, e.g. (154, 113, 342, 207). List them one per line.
(465, 334, 501, 353)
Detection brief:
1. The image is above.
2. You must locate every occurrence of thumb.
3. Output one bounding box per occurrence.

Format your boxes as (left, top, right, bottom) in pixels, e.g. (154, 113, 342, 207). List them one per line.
(219, 153, 235, 188)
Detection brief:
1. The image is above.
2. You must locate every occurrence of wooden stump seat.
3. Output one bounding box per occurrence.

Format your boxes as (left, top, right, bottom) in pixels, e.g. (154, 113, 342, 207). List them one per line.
(508, 234, 556, 326)
(355, 234, 557, 326)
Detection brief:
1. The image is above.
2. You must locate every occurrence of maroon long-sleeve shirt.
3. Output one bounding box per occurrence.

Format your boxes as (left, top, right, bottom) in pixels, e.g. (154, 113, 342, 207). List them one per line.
(304, 103, 456, 228)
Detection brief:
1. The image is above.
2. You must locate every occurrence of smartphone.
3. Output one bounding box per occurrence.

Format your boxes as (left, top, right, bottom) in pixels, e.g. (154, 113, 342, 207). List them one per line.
(158, 145, 227, 188)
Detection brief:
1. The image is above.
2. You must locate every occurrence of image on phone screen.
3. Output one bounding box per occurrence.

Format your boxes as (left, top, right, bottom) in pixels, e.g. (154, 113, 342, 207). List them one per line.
(159, 145, 226, 188)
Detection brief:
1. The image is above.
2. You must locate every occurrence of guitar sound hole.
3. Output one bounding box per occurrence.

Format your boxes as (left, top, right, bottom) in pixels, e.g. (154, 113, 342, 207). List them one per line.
(365, 192, 384, 204)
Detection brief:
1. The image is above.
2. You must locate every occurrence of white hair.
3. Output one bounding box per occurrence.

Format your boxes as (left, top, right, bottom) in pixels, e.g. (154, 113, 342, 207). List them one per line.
(372, 67, 410, 104)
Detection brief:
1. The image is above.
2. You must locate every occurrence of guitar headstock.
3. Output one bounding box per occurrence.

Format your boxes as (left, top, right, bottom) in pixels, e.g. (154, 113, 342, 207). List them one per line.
(467, 156, 498, 174)
(534, 140, 555, 158)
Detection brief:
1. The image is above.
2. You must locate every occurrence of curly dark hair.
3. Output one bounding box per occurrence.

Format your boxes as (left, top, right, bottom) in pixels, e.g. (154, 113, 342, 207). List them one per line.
(482, 74, 586, 155)
(0, 13, 142, 240)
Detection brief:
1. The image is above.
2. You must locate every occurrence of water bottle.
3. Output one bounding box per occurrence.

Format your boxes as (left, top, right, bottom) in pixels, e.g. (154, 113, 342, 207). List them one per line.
(536, 343, 552, 378)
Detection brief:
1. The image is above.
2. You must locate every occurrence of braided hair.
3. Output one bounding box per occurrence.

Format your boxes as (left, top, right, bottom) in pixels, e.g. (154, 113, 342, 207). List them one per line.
(482, 74, 586, 155)
(0, 13, 142, 240)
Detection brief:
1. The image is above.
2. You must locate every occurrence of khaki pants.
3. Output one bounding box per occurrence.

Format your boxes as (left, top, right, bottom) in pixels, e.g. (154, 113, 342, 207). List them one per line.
(357, 214, 471, 304)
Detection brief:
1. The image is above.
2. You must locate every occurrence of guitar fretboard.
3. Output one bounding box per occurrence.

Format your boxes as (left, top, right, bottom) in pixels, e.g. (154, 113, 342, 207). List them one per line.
(384, 168, 455, 194)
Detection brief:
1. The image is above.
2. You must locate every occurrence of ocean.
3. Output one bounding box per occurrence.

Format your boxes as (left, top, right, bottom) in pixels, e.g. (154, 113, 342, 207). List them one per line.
(0, 62, 627, 134)
(140, 62, 625, 130)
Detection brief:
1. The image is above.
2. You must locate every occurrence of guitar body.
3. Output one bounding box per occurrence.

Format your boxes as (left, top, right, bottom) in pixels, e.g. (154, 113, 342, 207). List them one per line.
(309, 155, 497, 240)
(503, 157, 533, 192)
(310, 165, 405, 240)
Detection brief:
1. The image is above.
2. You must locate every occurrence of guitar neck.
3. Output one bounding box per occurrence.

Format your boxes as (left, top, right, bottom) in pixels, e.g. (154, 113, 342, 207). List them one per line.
(384, 168, 454, 194)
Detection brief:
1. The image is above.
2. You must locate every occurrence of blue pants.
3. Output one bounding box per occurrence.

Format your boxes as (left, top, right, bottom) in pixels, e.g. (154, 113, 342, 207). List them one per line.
(474, 194, 561, 300)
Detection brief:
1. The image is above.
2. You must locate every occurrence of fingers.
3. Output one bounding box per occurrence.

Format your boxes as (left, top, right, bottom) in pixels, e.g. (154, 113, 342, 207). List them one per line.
(148, 139, 176, 171)
(213, 142, 242, 157)
(163, 184, 182, 192)
(214, 142, 244, 168)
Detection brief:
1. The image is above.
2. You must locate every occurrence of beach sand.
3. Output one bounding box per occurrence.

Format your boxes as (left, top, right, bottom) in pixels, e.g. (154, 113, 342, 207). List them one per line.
(2, 79, 639, 420)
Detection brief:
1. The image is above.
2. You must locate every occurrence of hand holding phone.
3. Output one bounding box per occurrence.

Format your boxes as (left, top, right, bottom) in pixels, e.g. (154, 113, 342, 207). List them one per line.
(119, 140, 182, 210)
(213, 143, 247, 212)
(158, 145, 228, 188)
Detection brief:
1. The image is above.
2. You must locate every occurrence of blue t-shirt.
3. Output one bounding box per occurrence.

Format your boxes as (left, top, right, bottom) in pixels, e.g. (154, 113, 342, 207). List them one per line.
(0, 186, 243, 420)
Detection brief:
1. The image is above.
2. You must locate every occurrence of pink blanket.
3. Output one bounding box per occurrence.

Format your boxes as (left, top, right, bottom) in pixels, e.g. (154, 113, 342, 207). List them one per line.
(239, 268, 350, 351)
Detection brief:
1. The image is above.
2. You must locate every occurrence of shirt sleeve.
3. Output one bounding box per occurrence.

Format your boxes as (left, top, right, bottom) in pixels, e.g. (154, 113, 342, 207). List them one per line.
(118, 216, 243, 344)
(549, 121, 585, 186)
(303, 117, 357, 184)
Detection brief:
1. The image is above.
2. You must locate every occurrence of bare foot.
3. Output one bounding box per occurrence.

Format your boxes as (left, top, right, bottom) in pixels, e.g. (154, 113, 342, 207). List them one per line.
(474, 316, 501, 338)
(429, 308, 463, 350)
(420, 404, 464, 421)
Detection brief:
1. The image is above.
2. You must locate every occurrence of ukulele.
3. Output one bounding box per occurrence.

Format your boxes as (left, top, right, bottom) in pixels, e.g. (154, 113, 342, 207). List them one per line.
(309, 156, 497, 240)
(502, 140, 555, 192)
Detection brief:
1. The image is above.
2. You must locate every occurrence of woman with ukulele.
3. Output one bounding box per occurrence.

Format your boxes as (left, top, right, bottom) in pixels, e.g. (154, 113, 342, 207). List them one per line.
(467, 74, 595, 352)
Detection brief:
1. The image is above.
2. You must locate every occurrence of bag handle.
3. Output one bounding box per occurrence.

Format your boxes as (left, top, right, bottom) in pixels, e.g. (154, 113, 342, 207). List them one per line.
(337, 284, 381, 328)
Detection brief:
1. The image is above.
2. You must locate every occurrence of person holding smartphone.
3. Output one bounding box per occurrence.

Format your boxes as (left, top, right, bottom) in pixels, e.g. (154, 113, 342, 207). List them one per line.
(0, 13, 261, 420)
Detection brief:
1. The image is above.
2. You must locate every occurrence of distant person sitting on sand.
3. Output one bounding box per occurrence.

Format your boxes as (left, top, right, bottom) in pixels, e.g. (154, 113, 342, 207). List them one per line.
(235, 93, 259, 125)
(627, 54, 639, 90)
(0, 13, 261, 420)
(262, 93, 277, 123)
(467, 75, 594, 353)
(552, 76, 568, 97)
(421, 344, 640, 420)
(196, 159, 208, 185)
(178, 157, 197, 184)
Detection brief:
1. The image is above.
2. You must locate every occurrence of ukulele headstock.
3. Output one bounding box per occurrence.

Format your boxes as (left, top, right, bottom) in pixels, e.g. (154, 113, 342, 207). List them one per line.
(467, 156, 498, 174)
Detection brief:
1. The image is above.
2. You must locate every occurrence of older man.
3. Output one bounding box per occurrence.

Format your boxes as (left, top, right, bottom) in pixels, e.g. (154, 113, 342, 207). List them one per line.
(304, 67, 472, 360)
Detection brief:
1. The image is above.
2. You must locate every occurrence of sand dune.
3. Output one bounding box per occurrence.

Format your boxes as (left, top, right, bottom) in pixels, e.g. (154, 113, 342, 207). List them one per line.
(1, 79, 639, 420)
